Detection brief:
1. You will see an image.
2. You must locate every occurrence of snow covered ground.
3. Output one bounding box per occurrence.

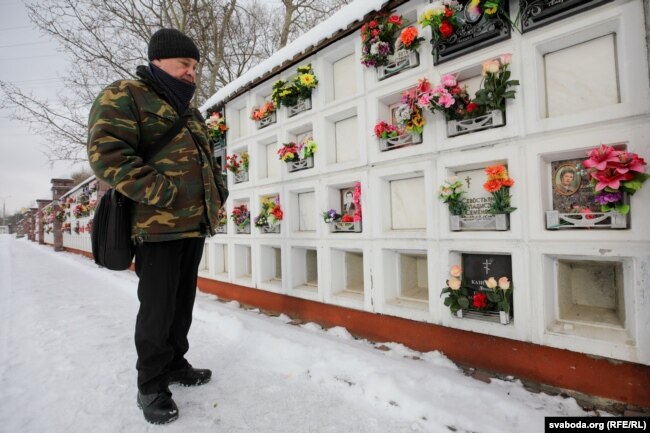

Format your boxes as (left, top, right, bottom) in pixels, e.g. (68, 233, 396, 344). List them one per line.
(0, 235, 604, 433)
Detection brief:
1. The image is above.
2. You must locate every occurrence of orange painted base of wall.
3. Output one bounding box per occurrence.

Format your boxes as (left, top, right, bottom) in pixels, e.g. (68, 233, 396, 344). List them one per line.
(62, 247, 136, 271)
(198, 277, 650, 409)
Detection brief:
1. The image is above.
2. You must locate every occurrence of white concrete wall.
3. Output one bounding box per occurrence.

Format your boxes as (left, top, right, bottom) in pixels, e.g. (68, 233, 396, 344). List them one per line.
(205, 0, 650, 365)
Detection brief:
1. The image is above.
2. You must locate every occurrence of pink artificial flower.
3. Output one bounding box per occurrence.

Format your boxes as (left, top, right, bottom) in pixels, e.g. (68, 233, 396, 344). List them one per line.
(437, 92, 455, 108)
(441, 74, 457, 87)
(582, 144, 622, 171)
(500, 53, 512, 65)
(417, 77, 432, 93)
(592, 167, 634, 191)
(614, 152, 647, 174)
(417, 93, 432, 107)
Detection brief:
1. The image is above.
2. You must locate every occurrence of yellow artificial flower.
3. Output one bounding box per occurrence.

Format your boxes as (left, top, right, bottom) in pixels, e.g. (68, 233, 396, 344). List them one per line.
(412, 114, 425, 128)
(299, 74, 315, 87)
(485, 7, 497, 14)
(419, 9, 434, 24)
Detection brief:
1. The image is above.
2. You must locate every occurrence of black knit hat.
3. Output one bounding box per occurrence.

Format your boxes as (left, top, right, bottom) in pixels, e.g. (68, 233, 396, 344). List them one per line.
(148, 28, 200, 62)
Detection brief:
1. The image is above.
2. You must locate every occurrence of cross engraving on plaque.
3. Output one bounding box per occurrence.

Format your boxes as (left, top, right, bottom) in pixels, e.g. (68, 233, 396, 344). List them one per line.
(465, 176, 472, 188)
(482, 259, 492, 275)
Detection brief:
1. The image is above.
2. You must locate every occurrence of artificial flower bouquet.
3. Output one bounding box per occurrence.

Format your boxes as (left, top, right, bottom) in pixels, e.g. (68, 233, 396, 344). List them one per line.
(437, 176, 468, 216)
(230, 204, 250, 232)
(473, 54, 519, 114)
(324, 183, 362, 232)
(206, 112, 228, 143)
(250, 101, 276, 122)
(225, 151, 249, 174)
(360, 13, 404, 68)
(374, 78, 428, 148)
(441, 265, 513, 321)
(419, 0, 503, 42)
(271, 64, 318, 109)
(483, 164, 516, 214)
(277, 136, 318, 163)
(216, 207, 228, 226)
(255, 196, 283, 231)
(582, 145, 648, 215)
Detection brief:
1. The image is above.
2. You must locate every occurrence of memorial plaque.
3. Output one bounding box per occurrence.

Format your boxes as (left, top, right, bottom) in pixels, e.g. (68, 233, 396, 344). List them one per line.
(550, 158, 598, 213)
(462, 253, 512, 292)
(455, 168, 494, 224)
(520, 0, 614, 33)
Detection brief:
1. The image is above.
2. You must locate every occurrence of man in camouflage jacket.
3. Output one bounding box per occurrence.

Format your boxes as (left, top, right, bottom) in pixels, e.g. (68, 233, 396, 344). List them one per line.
(87, 28, 225, 425)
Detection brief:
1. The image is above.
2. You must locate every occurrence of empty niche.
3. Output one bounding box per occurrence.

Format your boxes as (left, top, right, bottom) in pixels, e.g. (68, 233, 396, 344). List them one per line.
(298, 191, 316, 231)
(234, 244, 252, 283)
(260, 245, 282, 288)
(257, 139, 281, 180)
(335, 115, 359, 163)
(544, 34, 619, 118)
(213, 244, 229, 277)
(390, 177, 426, 230)
(384, 250, 429, 308)
(291, 247, 318, 291)
(333, 54, 356, 101)
(331, 249, 364, 298)
(557, 259, 625, 328)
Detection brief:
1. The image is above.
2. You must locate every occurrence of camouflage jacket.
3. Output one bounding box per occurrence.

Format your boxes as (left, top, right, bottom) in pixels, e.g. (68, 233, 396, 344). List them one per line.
(87, 65, 226, 242)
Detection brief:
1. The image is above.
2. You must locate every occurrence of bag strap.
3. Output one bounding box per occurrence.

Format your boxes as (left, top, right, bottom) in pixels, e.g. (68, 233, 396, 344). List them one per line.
(140, 112, 190, 163)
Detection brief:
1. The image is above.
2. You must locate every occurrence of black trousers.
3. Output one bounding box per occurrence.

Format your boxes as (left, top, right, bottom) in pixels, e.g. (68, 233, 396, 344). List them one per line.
(134, 237, 205, 394)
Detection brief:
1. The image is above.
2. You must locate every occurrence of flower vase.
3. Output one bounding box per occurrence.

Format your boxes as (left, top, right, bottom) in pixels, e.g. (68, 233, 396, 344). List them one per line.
(329, 221, 362, 233)
(378, 131, 422, 152)
(235, 225, 250, 234)
(499, 311, 510, 325)
(447, 109, 505, 137)
(449, 214, 509, 231)
(257, 112, 277, 129)
(233, 170, 249, 184)
(261, 224, 281, 234)
(215, 225, 227, 234)
(545, 209, 629, 230)
(377, 50, 420, 81)
(456, 310, 463, 318)
(286, 155, 314, 173)
(287, 97, 312, 118)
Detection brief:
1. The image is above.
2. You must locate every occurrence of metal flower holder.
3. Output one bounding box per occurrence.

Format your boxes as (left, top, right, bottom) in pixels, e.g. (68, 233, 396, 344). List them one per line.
(215, 225, 227, 234)
(233, 170, 249, 184)
(235, 225, 250, 234)
(286, 155, 314, 173)
(329, 221, 362, 233)
(287, 97, 312, 118)
(450, 214, 509, 231)
(455, 309, 511, 325)
(378, 132, 422, 152)
(260, 224, 281, 234)
(377, 50, 420, 81)
(545, 210, 628, 230)
(447, 110, 505, 137)
(256, 111, 277, 129)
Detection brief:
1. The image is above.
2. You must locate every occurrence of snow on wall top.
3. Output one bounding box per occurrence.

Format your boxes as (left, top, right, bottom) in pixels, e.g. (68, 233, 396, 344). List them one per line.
(199, 0, 391, 113)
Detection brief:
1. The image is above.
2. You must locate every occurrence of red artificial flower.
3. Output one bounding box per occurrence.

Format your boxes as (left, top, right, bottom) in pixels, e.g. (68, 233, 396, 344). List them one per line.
(466, 102, 478, 113)
(614, 152, 647, 175)
(472, 292, 488, 309)
(371, 29, 379, 37)
(400, 27, 418, 47)
(483, 179, 503, 193)
(444, 7, 454, 17)
(592, 167, 634, 191)
(582, 144, 622, 171)
(369, 20, 378, 28)
(439, 21, 453, 38)
(272, 205, 283, 220)
(501, 178, 515, 187)
(341, 214, 354, 222)
(388, 15, 402, 25)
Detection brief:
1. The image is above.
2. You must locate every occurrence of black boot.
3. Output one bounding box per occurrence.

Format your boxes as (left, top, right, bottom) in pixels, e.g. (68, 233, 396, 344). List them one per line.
(166, 366, 212, 387)
(137, 391, 179, 424)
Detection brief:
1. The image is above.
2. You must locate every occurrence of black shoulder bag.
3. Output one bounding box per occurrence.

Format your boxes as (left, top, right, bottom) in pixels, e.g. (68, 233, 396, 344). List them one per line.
(91, 116, 189, 270)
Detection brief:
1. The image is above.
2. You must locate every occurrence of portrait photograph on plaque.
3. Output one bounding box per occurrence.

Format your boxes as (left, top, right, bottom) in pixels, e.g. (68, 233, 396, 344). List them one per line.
(340, 187, 356, 217)
(550, 158, 598, 214)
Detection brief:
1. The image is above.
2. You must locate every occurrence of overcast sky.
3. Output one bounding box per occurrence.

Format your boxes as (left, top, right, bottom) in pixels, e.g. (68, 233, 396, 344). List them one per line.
(0, 0, 84, 216)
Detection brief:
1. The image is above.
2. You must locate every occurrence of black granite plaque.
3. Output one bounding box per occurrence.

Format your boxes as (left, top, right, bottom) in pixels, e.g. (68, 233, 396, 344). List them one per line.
(520, 0, 614, 33)
(462, 253, 512, 292)
(432, 0, 511, 65)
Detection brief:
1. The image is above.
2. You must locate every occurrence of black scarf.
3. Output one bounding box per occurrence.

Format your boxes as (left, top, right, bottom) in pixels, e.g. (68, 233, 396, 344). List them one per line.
(148, 62, 196, 115)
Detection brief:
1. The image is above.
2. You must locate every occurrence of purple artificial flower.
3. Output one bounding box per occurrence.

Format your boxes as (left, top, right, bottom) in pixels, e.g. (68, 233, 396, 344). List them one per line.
(377, 41, 390, 56)
(594, 191, 623, 205)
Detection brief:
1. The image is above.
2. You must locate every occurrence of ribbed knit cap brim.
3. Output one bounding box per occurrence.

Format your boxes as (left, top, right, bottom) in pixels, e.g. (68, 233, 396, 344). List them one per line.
(148, 28, 200, 62)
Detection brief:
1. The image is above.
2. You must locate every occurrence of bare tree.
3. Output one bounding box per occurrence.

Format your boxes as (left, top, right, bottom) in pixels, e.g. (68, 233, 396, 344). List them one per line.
(0, 0, 351, 163)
